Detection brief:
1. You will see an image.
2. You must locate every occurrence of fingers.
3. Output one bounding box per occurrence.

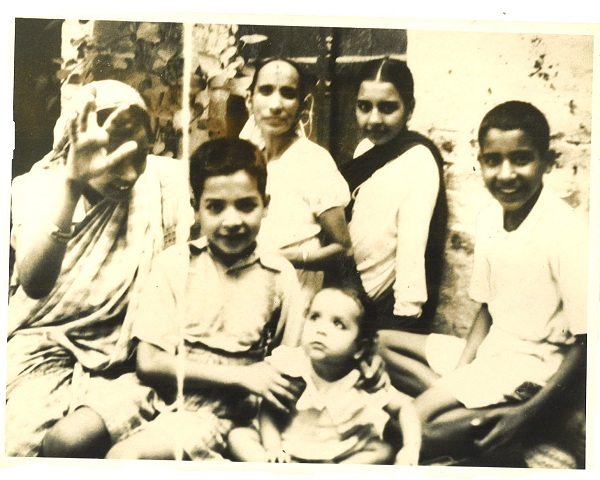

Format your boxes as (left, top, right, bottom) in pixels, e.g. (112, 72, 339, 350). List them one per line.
(68, 112, 79, 143)
(283, 376, 306, 397)
(103, 106, 132, 134)
(250, 363, 300, 412)
(71, 88, 98, 136)
(262, 391, 288, 413)
(280, 452, 291, 463)
(357, 356, 389, 393)
(474, 428, 501, 451)
(264, 377, 300, 413)
(359, 359, 374, 379)
(267, 449, 290, 463)
(79, 93, 97, 133)
(106, 140, 138, 165)
(271, 384, 297, 409)
(67, 90, 104, 152)
(471, 415, 495, 450)
(471, 411, 497, 428)
(359, 355, 386, 380)
(89, 141, 138, 176)
(474, 421, 508, 452)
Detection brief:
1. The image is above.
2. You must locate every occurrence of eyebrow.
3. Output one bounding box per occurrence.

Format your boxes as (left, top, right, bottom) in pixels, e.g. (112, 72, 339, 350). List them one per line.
(202, 195, 260, 201)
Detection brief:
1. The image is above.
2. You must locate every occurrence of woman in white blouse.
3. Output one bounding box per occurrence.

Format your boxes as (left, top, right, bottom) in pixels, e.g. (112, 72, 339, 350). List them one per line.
(340, 57, 448, 389)
(243, 57, 354, 307)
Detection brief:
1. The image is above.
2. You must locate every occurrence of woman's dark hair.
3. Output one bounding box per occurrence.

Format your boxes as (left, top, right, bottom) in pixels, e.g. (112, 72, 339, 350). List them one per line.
(478, 101, 551, 155)
(248, 57, 309, 102)
(189, 138, 267, 205)
(356, 57, 415, 113)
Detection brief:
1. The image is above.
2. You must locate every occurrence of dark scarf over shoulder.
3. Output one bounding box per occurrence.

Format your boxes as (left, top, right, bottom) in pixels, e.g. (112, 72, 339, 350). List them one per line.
(340, 130, 442, 207)
(339, 129, 449, 325)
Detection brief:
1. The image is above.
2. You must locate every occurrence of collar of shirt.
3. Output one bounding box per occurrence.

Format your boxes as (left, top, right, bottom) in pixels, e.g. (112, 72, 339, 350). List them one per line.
(188, 236, 262, 273)
(489, 186, 549, 242)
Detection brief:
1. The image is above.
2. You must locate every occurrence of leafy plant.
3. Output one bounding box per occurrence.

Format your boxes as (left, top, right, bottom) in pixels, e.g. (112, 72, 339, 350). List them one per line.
(56, 20, 267, 157)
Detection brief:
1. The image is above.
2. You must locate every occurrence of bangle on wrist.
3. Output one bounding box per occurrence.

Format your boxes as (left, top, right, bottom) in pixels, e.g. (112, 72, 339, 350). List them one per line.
(48, 222, 74, 243)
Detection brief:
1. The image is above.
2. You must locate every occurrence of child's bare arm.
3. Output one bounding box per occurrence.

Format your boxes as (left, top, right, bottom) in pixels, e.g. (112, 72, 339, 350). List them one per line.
(475, 335, 587, 452)
(396, 401, 422, 465)
(136, 341, 298, 412)
(258, 403, 291, 462)
(385, 389, 422, 465)
(455, 303, 492, 368)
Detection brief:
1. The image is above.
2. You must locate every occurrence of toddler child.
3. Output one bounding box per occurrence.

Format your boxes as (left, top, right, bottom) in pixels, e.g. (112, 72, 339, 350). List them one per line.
(105, 137, 305, 460)
(228, 287, 421, 465)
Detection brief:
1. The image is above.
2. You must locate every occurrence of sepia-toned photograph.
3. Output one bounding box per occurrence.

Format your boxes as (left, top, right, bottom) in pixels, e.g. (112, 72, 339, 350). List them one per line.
(3, 4, 599, 478)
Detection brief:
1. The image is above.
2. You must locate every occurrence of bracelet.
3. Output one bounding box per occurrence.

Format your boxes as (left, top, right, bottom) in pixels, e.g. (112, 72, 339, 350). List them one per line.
(48, 222, 74, 243)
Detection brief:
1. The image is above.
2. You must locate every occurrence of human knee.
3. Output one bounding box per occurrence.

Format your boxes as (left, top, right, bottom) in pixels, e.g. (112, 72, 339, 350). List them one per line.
(41, 424, 76, 458)
(228, 427, 255, 445)
(41, 407, 110, 458)
(371, 440, 395, 464)
(105, 440, 141, 459)
(227, 427, 262, 461)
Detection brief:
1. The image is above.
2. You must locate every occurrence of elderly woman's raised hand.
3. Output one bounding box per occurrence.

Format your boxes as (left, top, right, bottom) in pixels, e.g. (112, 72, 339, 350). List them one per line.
(65, 89, 138, 184)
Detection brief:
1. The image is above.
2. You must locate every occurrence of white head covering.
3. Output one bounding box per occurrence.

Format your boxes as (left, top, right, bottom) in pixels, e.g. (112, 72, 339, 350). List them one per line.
(47, 80, 149, 163)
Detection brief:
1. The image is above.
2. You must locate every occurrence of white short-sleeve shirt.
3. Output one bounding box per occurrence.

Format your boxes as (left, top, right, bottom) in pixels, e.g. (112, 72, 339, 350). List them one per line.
(468, 187, 588, 379)
(256, 137, 350, 252)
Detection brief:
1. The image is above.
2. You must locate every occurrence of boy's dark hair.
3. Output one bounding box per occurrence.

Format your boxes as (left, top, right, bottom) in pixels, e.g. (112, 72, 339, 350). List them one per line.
(189, 138, 267, 205)
(248, 56, 309, 102)
(478, 101, 551, 155)
(356, 57, 415, 113)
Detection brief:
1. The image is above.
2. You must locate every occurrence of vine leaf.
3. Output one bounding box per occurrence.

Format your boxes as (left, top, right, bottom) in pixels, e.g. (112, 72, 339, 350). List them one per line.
(137, 23, 161, 43)
(229, 76, 253, 96)
(239, 34, 268, 45)
(196, 53, 221, 78)
(220, 45, 238, 65)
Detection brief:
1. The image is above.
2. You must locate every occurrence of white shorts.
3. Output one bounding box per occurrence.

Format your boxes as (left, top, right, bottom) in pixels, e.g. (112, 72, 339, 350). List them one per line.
(425, 334, 544, 409)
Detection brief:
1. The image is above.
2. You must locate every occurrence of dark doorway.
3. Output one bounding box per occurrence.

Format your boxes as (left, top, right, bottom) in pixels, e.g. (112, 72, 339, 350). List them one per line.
(10, 18, 63, 281)
(13, 18, 63, 179)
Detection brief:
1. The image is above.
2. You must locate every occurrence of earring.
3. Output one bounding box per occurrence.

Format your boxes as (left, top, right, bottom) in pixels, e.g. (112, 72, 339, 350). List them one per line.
(299, 93, 315, 137)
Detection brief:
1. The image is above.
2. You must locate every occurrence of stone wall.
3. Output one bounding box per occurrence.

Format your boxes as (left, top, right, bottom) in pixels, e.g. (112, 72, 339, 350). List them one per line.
(406, 29, 594, 336)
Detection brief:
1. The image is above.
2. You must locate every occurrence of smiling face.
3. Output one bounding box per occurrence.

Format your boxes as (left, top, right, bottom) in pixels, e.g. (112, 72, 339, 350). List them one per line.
(86, 107, 150, 202)
(246, 60, 302, 140)
(355, 80, 412, 146)
(197, 170, 268, 265)
(478, 128, 551, 222)
(301, 289, 363, 379)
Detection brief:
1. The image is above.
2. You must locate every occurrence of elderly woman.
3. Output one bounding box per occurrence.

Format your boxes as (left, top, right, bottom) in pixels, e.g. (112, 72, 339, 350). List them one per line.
(6, 80, 193, 457)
